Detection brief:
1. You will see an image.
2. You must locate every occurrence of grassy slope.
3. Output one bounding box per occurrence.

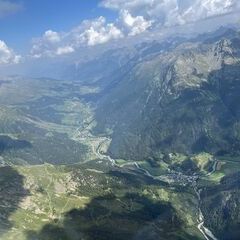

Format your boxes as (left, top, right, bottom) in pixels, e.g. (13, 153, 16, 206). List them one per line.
(0, 77, 94, 165)
(0, 162, 203, 240)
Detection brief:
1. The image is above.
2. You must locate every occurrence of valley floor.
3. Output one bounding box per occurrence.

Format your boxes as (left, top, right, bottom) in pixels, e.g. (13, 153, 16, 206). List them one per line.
(0, 77, 239, 240)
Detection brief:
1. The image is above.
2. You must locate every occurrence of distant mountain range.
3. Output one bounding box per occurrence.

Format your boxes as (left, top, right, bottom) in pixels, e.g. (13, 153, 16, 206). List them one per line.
(63, 28, 240, 162)
(0, 27, 240, 240)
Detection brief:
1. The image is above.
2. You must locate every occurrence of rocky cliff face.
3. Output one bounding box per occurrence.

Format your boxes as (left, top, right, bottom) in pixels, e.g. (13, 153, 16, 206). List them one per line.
(91, 29, 240, 160)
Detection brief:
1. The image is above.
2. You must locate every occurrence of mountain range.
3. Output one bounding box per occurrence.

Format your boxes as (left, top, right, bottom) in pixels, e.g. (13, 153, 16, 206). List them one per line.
(0, 27, 240, 240)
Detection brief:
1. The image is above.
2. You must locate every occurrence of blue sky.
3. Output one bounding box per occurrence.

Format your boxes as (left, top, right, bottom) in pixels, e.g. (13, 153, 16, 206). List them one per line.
(0, 0, 117, 52)
(0, 0, 239, 65)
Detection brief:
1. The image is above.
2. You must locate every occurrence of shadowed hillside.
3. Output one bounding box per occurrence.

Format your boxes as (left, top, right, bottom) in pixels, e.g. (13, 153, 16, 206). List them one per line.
(26, 193, 198, 240)
(201, 172, 240, 240)
(0, 167, 29, 236)
(93, 38, 240, 160)
(0, 135, 32, 153)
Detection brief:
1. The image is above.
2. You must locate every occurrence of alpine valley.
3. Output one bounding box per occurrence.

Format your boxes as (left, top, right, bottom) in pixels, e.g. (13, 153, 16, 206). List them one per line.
(0, 27, 240, 240)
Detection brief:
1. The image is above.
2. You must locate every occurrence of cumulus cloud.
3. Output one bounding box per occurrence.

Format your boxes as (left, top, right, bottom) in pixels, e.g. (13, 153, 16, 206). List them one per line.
(43, 30, 61, 43)
(30, 17, 123, 58)
(100, 0, 150, 11)
(0, 40, 21, 64)
(56, 46, 74, 55)
(30, 0, 240, 59)
(101, 0, 239, 27)
(0, 0, 23, 18)
(120, 10, 152, 36)
(79, 16, 123, 46)
(31, 30, 66, 58)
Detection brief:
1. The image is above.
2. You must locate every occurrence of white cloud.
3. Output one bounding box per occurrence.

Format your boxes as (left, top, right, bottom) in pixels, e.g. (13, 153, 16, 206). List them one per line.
(79, 17, 124, 46)
(56, 46, 74, 55)
(0, 40, 21, 64)
(0, 0, 23, 18)
(44, 30, 61, 43)
(101, 0, 239, 27)
(120, 10, 152, 36)
(174, 0, 236, 26)
(31, 30, 65, 58)
(30, 17, 123, 58)
(30, 0, 240, 59)
(100, 0, 152, 11)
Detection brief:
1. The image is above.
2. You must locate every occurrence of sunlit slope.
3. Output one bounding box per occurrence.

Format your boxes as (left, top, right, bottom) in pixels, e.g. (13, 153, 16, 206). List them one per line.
(0, 163, 203, 240)
(0, 28, 240, 240)
(0, 77, 94, 165)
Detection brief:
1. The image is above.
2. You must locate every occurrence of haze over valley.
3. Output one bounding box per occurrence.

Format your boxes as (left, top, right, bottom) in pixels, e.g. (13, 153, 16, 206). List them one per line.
(0, 1, 240, 240)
